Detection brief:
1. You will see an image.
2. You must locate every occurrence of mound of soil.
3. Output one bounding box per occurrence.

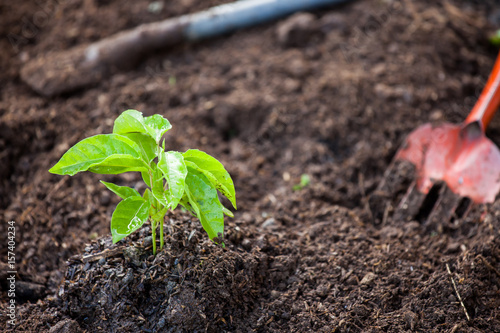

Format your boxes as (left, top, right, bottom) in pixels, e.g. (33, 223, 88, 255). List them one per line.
(1, 0, 500, 332)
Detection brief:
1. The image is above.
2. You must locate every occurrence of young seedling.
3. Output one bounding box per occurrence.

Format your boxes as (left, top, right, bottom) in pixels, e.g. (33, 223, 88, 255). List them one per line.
(292, 174, 311, 191)
(490, 30, 500, 47)
(49, 110, 236, 254)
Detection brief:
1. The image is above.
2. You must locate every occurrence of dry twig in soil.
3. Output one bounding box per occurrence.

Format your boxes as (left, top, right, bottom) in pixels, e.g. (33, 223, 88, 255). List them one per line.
(446, 263, 470, 321)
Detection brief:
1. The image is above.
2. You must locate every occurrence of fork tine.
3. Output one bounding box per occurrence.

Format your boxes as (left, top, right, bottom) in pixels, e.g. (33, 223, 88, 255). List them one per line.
(371, 160, 474, 227)
(424, 186, 470, 231)
(369, 159, 416, 224)
(393, 180, 426, 222)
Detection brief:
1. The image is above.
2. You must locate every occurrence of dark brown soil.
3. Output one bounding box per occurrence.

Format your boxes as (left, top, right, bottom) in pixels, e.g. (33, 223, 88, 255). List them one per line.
(1, 0, 500, 332)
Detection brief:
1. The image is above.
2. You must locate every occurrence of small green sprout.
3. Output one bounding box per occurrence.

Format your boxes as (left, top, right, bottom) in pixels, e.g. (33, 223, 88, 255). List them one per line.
(168, 75, 177, 86)
(490, 29, 500, 47)
(292, 174, 311, 191)
(49, 110, 236, 254)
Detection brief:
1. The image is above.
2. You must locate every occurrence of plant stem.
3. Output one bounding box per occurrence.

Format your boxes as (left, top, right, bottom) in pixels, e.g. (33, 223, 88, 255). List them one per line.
(151, 219, 157, 255)
(160, 217, 164, 250)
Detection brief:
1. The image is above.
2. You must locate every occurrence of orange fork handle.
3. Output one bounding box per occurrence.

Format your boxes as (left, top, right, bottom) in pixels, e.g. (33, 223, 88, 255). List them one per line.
(465, 52, 500, 129)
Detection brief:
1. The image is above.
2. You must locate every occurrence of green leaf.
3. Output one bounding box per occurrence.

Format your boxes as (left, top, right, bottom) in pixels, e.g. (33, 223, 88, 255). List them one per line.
(49, 134, 149, 176)
(113, 110, 149, 136)
(222, 206, 234, 218)
(122, 133, 157, 163)
(184, 166, 224, 241)
(143, 188, 155, 216)
(143, 188, 152, 203)
(111, 196, 150, 243)
(179, 194, 196, 215)
(141, 170, 152, 188)
(183, 149, 236, 209)
(490, 29, 500, 47)
(87, 155, 150, 174)
(292, 174, 311, 191)
(158, 151, 187, 210)
(100, 181, 140, 200)
(144, 114, 172, 143)
(113, 110, 171, 144)
(151, 164, 168, 207)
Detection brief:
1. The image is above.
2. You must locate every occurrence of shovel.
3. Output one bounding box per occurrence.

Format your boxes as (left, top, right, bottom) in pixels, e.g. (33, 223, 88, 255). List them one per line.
(20, 0, 351, 97)
(372, 52, 500, 224)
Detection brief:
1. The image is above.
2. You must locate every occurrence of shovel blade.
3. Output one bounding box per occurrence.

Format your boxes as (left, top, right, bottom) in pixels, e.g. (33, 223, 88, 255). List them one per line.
(396, 122, 500, 203)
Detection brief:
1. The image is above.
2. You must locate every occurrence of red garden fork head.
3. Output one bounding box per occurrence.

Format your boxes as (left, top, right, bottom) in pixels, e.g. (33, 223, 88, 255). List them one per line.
(396, 51, 500, 204)
(396, 121, 500, 203)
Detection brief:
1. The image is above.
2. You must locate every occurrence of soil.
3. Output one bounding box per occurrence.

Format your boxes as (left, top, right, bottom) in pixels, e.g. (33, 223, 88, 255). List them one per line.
(1, 0, 500, 332)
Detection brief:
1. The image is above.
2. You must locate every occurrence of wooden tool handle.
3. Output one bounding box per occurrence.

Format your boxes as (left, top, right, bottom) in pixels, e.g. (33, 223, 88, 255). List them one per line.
(465, 52, 500, 129)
